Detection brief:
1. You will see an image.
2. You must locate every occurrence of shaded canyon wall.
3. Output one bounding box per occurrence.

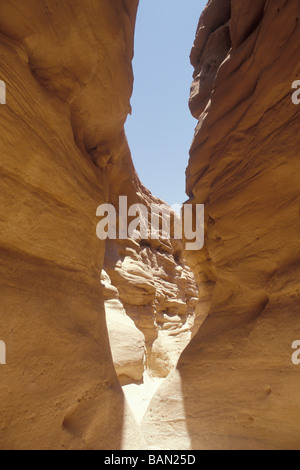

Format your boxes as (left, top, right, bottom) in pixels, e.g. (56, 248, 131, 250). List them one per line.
(0, 0, 143, 450)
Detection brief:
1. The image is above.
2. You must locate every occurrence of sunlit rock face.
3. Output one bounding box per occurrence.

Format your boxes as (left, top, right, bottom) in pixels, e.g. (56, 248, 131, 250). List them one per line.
(0, 0, 145, 450)
(104, 229, 199, 383)
(102, 196, 199, 425)
(143, 0, 300, 450)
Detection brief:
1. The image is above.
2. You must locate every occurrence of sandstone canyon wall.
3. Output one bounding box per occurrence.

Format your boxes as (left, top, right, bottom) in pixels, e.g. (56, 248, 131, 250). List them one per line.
(142, 0, 300, 450)
(0, 0, 144, 450)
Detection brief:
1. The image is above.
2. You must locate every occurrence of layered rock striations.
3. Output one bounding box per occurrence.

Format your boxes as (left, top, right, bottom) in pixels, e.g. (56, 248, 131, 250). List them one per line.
(143, 0, 300, 450)
(104, 221, 199, 383)
(0, 0, 143, 450)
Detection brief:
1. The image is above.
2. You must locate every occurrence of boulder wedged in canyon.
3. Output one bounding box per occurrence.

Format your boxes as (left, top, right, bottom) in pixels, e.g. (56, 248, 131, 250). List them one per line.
(0, 0, 147, 450)
(142, 0, 300, 450)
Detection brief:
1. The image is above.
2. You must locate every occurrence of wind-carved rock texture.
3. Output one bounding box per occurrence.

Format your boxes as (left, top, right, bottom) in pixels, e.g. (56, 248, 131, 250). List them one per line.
(143, 0, 300, 450)
(0, 0, 146, 450)
(104, 224, 199, 384)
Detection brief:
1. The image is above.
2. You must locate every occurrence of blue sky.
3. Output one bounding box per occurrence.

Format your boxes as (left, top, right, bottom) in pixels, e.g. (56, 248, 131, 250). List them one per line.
(125, 0, 207, 206)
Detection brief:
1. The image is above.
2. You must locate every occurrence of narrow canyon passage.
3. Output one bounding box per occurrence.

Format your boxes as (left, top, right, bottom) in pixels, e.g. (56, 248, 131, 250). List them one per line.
(0, 0, 300, 451)
(100, 0, 206, 432)
(103, 230, 201, 425)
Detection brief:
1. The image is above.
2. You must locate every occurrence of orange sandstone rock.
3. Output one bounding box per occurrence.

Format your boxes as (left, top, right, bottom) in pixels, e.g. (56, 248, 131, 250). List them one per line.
(0, 0, 143, 450)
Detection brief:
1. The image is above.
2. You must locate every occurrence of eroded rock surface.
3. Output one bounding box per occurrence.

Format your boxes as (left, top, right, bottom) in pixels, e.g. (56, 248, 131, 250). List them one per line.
(143, 0, 300, 450)
(104, 230, 199, 382)
(0, 0, 144, 450)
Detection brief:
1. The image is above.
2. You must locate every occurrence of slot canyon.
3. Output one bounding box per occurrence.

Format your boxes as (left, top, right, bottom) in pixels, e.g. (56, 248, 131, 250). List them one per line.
(0, 0, 300, 451)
